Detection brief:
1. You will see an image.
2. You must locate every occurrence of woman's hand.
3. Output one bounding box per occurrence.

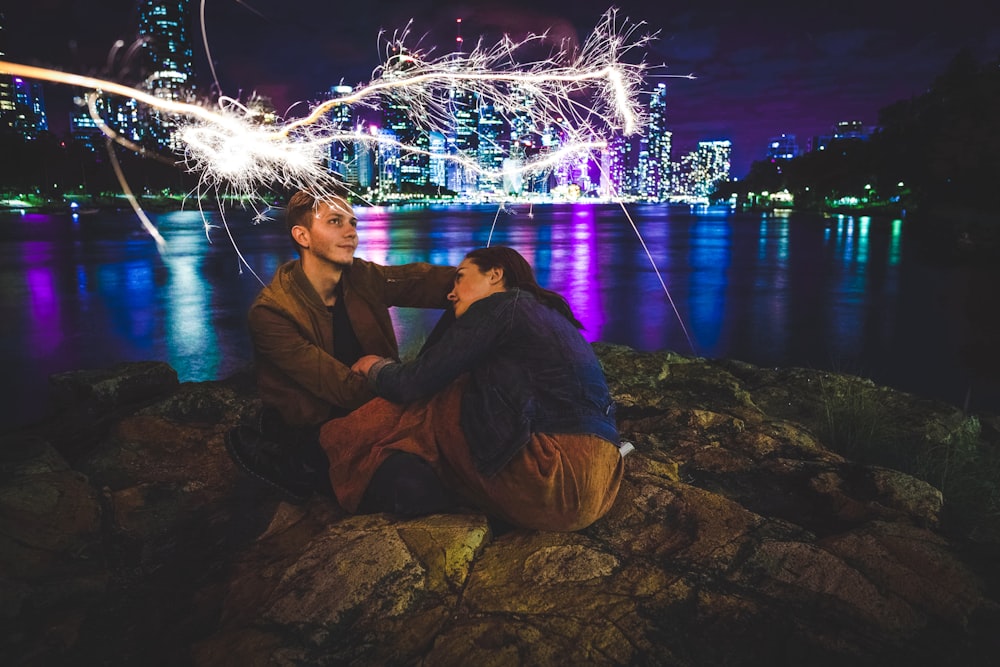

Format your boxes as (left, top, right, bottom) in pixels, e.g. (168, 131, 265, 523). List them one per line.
(352, 355, 385, 376)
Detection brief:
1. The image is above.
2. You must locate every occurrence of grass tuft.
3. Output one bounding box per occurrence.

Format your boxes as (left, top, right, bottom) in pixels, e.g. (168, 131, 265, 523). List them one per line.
(818, 379, 1000, 540)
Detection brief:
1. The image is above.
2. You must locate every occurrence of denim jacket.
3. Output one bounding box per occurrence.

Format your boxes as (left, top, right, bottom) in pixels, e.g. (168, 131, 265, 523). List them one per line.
(373, 289, 619, 476)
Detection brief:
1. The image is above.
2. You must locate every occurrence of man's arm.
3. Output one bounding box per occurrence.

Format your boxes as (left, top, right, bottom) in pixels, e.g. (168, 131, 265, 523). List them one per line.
(380, 262, 455, 309)
(250, 304, 372, 411)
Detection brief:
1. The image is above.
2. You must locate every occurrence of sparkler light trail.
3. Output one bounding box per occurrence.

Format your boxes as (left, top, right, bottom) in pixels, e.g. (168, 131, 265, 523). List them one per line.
(287, 10, 650, 138)
(179, 7, 656, 205)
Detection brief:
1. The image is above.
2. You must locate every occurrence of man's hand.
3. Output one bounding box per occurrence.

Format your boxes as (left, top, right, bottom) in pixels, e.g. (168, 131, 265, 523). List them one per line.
(352, 355, 386, 376)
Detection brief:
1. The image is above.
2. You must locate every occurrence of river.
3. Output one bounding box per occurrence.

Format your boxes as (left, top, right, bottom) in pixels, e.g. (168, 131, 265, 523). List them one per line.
(1, 202, 996, 431)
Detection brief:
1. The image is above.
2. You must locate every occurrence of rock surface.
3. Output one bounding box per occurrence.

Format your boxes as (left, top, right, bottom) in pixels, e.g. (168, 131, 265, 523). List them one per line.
(1, 346, 998, 665)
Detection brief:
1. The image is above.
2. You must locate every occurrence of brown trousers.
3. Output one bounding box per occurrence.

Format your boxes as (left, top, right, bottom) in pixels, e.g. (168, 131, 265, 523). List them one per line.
(320, 378, 623, 531)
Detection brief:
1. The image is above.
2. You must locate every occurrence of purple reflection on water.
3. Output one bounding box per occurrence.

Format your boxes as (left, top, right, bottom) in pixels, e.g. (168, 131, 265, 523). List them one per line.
(26, 261, 63, 358)
(687, 215, 731, 350)
(521, 207, 605, 337)
(561, 205, 604, 339)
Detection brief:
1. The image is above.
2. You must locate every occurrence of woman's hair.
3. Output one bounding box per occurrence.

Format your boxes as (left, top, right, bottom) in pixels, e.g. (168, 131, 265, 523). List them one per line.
(464, 246, 583, 329)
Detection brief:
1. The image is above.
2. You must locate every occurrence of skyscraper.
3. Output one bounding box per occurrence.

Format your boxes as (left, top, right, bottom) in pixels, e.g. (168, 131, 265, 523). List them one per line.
(0, 12, 15, 131)
(834, 120, 865, 140)
(813, 120, 867, 152)
(645, 83, 671, 200)
(8, 77, 47, 139)
(137, 0, 196, 151)
(326, 85, 357, 184)
(767, 134, 798, 161)
(447, 87, 478, 196)
(380, 47, 430, 194)
(428, 131, 448, 189)
(693, 140, 732, 197)
(670, 140, 732, 200)
(0, 13, 48, 140)
(476, 101, 505, 193)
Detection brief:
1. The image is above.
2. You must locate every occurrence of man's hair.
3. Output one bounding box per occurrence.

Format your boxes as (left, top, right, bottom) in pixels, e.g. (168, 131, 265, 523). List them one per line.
(464, 246, 583, 329)
(285, 183, 351, 253)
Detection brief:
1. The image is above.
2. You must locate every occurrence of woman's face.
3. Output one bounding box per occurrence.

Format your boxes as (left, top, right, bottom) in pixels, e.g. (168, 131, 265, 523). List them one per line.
(448, 258, 505, 318)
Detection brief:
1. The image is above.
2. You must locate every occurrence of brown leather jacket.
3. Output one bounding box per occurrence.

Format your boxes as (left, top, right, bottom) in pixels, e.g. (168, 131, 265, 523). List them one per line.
(249, 258, 454, 426)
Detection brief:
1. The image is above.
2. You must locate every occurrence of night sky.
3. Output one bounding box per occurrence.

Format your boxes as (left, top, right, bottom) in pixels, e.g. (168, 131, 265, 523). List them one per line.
(4, 0, 1000, 176)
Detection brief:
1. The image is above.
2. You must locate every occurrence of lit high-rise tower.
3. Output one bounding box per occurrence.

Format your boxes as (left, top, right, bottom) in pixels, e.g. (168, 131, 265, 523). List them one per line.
(137, 0, 196, 150)
(0, 12, 15, 132)
(692, 140, 732, 197)
(381, 47, 429, 194)
(767, 134, 799, 160)
(0, 12, 48, 140)
(327, 85, 356, 184)
(476, 100, 505, 193)
(6, 77, 47, 140)
(445, 19, 478, 196)
(645, 83, 671, 200)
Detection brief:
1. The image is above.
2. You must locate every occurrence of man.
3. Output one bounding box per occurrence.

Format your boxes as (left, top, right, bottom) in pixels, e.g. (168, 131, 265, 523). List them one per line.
(226, 185, 455, 502)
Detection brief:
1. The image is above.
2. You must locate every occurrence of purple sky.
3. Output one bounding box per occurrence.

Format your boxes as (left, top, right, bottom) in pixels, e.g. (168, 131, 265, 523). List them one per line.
(4, 0, 1000, 176)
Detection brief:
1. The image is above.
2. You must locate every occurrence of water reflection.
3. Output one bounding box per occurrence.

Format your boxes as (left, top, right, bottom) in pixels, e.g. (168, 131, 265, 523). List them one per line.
(0, 204, 996, 431)
(26, 260, 62, 358)
(163, 252, 220, 380)
(688, 214, 730, 350)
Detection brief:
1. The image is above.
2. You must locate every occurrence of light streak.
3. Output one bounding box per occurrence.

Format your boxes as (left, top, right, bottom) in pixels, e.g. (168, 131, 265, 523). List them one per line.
(0, 61, 220, 125)
(179, 8, 654, 203)
(74, 92, 166, 250)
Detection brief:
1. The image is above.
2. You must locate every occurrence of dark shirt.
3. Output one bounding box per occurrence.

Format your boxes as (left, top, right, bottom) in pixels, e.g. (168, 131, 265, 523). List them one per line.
(329, 290, 362, 367)
(373, 289, 619, 475)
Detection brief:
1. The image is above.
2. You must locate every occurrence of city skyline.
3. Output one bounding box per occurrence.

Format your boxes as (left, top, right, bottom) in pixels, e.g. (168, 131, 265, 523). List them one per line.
(3, 1, 999, 176)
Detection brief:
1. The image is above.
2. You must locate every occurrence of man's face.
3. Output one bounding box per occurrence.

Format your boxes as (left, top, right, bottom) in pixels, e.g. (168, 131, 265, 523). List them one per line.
(296, 197, 358, 267)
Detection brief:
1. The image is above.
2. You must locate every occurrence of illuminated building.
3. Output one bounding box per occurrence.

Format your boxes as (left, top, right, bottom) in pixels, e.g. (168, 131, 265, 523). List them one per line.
(671, 140, 732, 199)
(506, 87, 537, 195)
(375, 126, 400, 199)
(383, 95, 429, 191)
(813, 120, 867, 151)
(635, 136, 650, 198)
(326, 84, 357, 184)
(509, 89, 536, 158)
(0, 15, 48, 140)
(5, 76, 47, 139)
(834, 120, 865, 139)
(601, 134, 625, 197)
(767, 134, 798, 160)
(429, 131, 447, 189)
(0, 12, 16, 130)
(70, 95, 141, 153)
(446, 87, 478, 195)
(70, 107, 104, 152)
(644, 83, 672, 200)
(444, 19, 480, 196)
(476, 100, 505, 193)
(137, 0, 196, 152)
(354, 123, 376, 191)
(603, 133, 641, 197)
(380, 48, 430, 193)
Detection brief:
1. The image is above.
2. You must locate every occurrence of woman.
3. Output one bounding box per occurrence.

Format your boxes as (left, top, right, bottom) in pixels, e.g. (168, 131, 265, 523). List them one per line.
(323, 246, 624, 531)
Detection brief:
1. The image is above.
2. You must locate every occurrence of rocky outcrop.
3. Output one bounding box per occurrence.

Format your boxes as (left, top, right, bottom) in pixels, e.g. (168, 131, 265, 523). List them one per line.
(1, 347, 998, 665)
